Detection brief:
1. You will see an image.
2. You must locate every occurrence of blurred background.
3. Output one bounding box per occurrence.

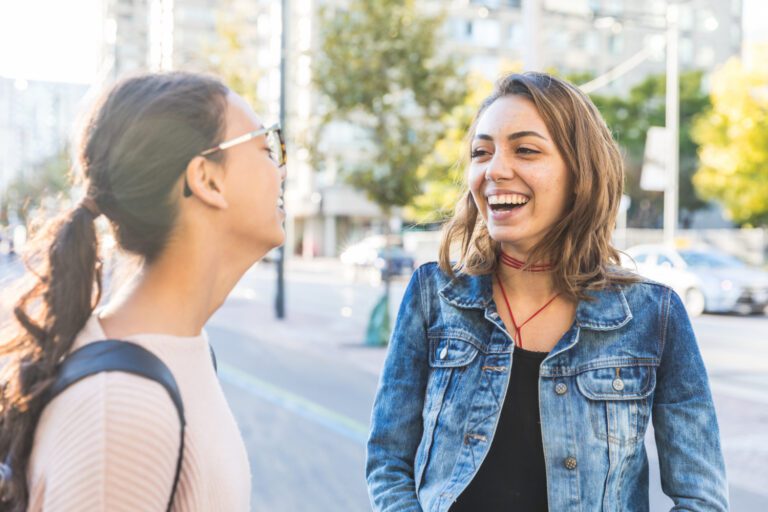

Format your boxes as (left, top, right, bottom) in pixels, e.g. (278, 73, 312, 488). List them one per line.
(1, 0, 767, 510)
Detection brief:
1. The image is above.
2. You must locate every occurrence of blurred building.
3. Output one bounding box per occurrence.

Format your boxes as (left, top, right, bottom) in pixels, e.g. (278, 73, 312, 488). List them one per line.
(286, 0, 744, 258)
(96, 0, 744, 258)
(447, 0, 742, 91)
(101, 0, 281, 122)
(0, 77, 88, 199)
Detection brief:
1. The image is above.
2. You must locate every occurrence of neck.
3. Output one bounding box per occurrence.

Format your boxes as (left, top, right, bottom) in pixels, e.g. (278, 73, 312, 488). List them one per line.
(496, 247, 557, 301)
(100, 227, 260, 338)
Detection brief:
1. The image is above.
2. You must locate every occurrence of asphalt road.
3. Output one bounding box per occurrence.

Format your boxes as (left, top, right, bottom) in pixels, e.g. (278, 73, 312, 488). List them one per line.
(210, 260, 768, 511)
(1, 256, 767, 510)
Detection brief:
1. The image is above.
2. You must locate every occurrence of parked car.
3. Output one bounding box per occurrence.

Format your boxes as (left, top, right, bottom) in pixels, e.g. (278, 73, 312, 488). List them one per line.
(374, 246, 416, 277)
(340, 236, 415, 277)
(623, 244, 768, 316)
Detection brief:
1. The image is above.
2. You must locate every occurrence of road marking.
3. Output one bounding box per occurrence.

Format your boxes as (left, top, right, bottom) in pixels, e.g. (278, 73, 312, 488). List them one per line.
(219, 362, 369, 446)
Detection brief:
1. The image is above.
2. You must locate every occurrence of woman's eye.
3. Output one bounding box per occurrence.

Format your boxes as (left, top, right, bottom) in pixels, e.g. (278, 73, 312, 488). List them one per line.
(517, 147, 539, 155)
(470, 148, 491, 159)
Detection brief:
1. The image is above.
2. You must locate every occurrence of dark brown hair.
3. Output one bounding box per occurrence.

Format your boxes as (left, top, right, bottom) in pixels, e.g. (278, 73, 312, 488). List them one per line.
(0, 72, 228, 510)
(439, 72, 637, 300)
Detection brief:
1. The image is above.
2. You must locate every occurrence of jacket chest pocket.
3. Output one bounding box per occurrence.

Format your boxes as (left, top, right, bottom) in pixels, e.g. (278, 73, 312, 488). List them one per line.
(576, 365, 656, 445)
(425, 336, 480, 411)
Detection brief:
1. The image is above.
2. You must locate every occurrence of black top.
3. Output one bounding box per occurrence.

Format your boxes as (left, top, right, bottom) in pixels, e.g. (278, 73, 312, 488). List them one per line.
(450, 347, 549, 512)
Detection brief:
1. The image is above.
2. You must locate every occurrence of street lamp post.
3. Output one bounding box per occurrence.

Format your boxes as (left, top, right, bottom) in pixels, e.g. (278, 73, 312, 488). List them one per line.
(275, 0, 288, 319)
(663, 2, 680, 246)
(522, 0, 542, 71)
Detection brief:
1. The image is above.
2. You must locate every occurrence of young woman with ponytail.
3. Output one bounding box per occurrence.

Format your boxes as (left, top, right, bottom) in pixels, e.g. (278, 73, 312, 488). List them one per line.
(0, 72, 286, 511)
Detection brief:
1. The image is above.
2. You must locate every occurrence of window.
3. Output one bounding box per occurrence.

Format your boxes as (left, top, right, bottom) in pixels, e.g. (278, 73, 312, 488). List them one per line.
(657, 254, 675, 268)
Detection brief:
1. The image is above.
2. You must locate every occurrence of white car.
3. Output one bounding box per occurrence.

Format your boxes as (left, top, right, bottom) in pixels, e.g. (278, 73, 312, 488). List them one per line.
(621, 245, 707, 316)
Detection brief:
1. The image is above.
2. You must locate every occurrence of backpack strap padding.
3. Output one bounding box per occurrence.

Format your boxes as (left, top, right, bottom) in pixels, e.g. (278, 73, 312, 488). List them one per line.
(45, 340, 185, 512)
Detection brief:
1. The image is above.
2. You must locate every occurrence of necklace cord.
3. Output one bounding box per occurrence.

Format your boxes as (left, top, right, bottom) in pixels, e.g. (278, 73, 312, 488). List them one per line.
(499, 250, 553, 272)
(495, 274, 560, 349)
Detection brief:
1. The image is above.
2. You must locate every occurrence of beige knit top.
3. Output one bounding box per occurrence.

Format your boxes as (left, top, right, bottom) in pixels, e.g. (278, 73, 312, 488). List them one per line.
(27, 314, 251, 511)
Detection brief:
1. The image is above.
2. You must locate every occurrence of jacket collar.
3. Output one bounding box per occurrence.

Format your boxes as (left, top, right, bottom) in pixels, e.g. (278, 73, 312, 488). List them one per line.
(438, 272, 632, 331)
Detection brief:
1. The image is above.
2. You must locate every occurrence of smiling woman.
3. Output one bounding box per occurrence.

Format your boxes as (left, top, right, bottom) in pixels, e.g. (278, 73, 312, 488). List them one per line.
(366, 72, 728, 512)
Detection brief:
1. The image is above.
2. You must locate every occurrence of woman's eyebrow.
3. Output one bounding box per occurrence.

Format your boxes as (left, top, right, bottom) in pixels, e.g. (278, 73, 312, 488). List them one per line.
(473, 130, 549, 142)
(507, 130, 548, 142)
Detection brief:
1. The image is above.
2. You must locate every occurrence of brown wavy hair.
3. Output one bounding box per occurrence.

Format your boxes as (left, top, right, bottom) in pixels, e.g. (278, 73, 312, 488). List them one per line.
(439, 72, 637, 300)
(0, 72, 228, 510)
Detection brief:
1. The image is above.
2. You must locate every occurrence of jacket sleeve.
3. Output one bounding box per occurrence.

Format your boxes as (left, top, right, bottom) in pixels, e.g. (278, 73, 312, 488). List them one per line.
(652, 288, 729, 511)
(366, 266, 430, 512)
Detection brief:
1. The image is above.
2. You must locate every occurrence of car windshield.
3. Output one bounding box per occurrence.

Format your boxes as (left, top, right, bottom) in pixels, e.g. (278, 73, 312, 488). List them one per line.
(679, 250, 746, 269)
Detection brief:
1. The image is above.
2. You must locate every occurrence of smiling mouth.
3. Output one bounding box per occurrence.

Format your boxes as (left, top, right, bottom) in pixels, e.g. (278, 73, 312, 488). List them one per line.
(487, 194, 529, 212)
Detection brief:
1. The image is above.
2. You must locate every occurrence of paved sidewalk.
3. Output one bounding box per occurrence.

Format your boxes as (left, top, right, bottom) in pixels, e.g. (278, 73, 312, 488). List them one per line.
(210, 258, 392, 377)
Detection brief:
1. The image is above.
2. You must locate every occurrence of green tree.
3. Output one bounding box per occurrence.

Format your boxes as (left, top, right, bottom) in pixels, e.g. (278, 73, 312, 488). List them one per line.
(588, 71, 711, 227)
(313, 0, 465, 345)
(406, 74, 493, 223)
(312, 0, 466, 218)
(203, 1, 263, 111)
(692, 57, 768, 226)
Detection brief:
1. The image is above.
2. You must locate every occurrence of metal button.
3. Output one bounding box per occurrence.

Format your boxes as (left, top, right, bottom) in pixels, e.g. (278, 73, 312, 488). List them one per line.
(489, 312, 499, 319)
(555, 383, 567, 395)
(439, 346, 448, 360)
(612, 378, 625, 391)
(564, 457, 577, 470)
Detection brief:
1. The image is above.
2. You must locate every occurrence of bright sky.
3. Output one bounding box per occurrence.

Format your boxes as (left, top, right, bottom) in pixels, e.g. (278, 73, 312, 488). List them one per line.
(742, 0, 768, 44)
(0, 0, 766, 84)
(0, 0, 102, 84)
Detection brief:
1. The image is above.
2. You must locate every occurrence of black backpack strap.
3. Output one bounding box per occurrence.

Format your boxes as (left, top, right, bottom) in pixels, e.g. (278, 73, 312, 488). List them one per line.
(209, 344, 217, 373)
(46, 340, 185, 512)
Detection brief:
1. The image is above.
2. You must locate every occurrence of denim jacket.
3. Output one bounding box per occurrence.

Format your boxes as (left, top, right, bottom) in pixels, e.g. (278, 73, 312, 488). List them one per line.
(366, 263, 728, 512)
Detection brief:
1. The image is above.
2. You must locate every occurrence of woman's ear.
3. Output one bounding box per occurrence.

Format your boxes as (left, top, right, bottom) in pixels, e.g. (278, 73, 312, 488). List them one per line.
(184, 156, 228, 210)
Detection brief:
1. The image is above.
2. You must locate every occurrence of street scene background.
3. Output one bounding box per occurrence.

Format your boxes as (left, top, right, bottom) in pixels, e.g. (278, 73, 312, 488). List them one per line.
(3, 0, 768, 510)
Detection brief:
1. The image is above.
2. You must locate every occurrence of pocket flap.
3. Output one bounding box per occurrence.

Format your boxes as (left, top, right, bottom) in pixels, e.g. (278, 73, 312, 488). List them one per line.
(576, 365, 656, 400)
(428, 337, 479, 368)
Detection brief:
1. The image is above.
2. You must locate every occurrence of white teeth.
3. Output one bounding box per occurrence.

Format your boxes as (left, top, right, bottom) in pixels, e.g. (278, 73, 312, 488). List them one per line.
(488, 193, 529, 205)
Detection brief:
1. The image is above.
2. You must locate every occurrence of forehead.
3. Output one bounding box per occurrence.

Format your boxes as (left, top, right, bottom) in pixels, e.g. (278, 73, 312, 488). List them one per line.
(224, 91, 263, 136)
(475, 95, 549, 138)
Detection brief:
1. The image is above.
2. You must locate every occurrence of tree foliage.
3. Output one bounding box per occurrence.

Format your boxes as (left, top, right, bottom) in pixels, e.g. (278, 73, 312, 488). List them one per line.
(692, 57, 768, 226)
(587, 71, 711, 227)
(204, 2, 263, 111)
(406, 74, 493, 222)
(312, 0, 465, 214)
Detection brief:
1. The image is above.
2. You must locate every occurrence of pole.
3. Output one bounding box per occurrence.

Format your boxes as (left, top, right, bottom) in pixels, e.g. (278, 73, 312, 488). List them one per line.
(663, 2, 679, 246)
(275, 0, 288, 319)
(521, 0, 542, 71)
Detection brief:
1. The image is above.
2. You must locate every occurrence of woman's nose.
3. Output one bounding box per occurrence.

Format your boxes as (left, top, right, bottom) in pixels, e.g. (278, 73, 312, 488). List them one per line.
(484, 153, 515, 182)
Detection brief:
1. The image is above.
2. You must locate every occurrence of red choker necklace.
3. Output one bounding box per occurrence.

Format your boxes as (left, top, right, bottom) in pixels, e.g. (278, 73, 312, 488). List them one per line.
(499, 251, 553, 272)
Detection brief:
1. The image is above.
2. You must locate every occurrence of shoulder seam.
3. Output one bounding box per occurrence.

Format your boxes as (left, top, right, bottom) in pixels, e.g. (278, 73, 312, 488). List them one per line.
(660, 286, 672, 354)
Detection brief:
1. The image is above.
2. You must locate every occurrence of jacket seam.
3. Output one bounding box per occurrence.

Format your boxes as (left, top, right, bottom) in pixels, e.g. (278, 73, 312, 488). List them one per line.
(417, 266, 430, 332)
(660, 286, 671, 354)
